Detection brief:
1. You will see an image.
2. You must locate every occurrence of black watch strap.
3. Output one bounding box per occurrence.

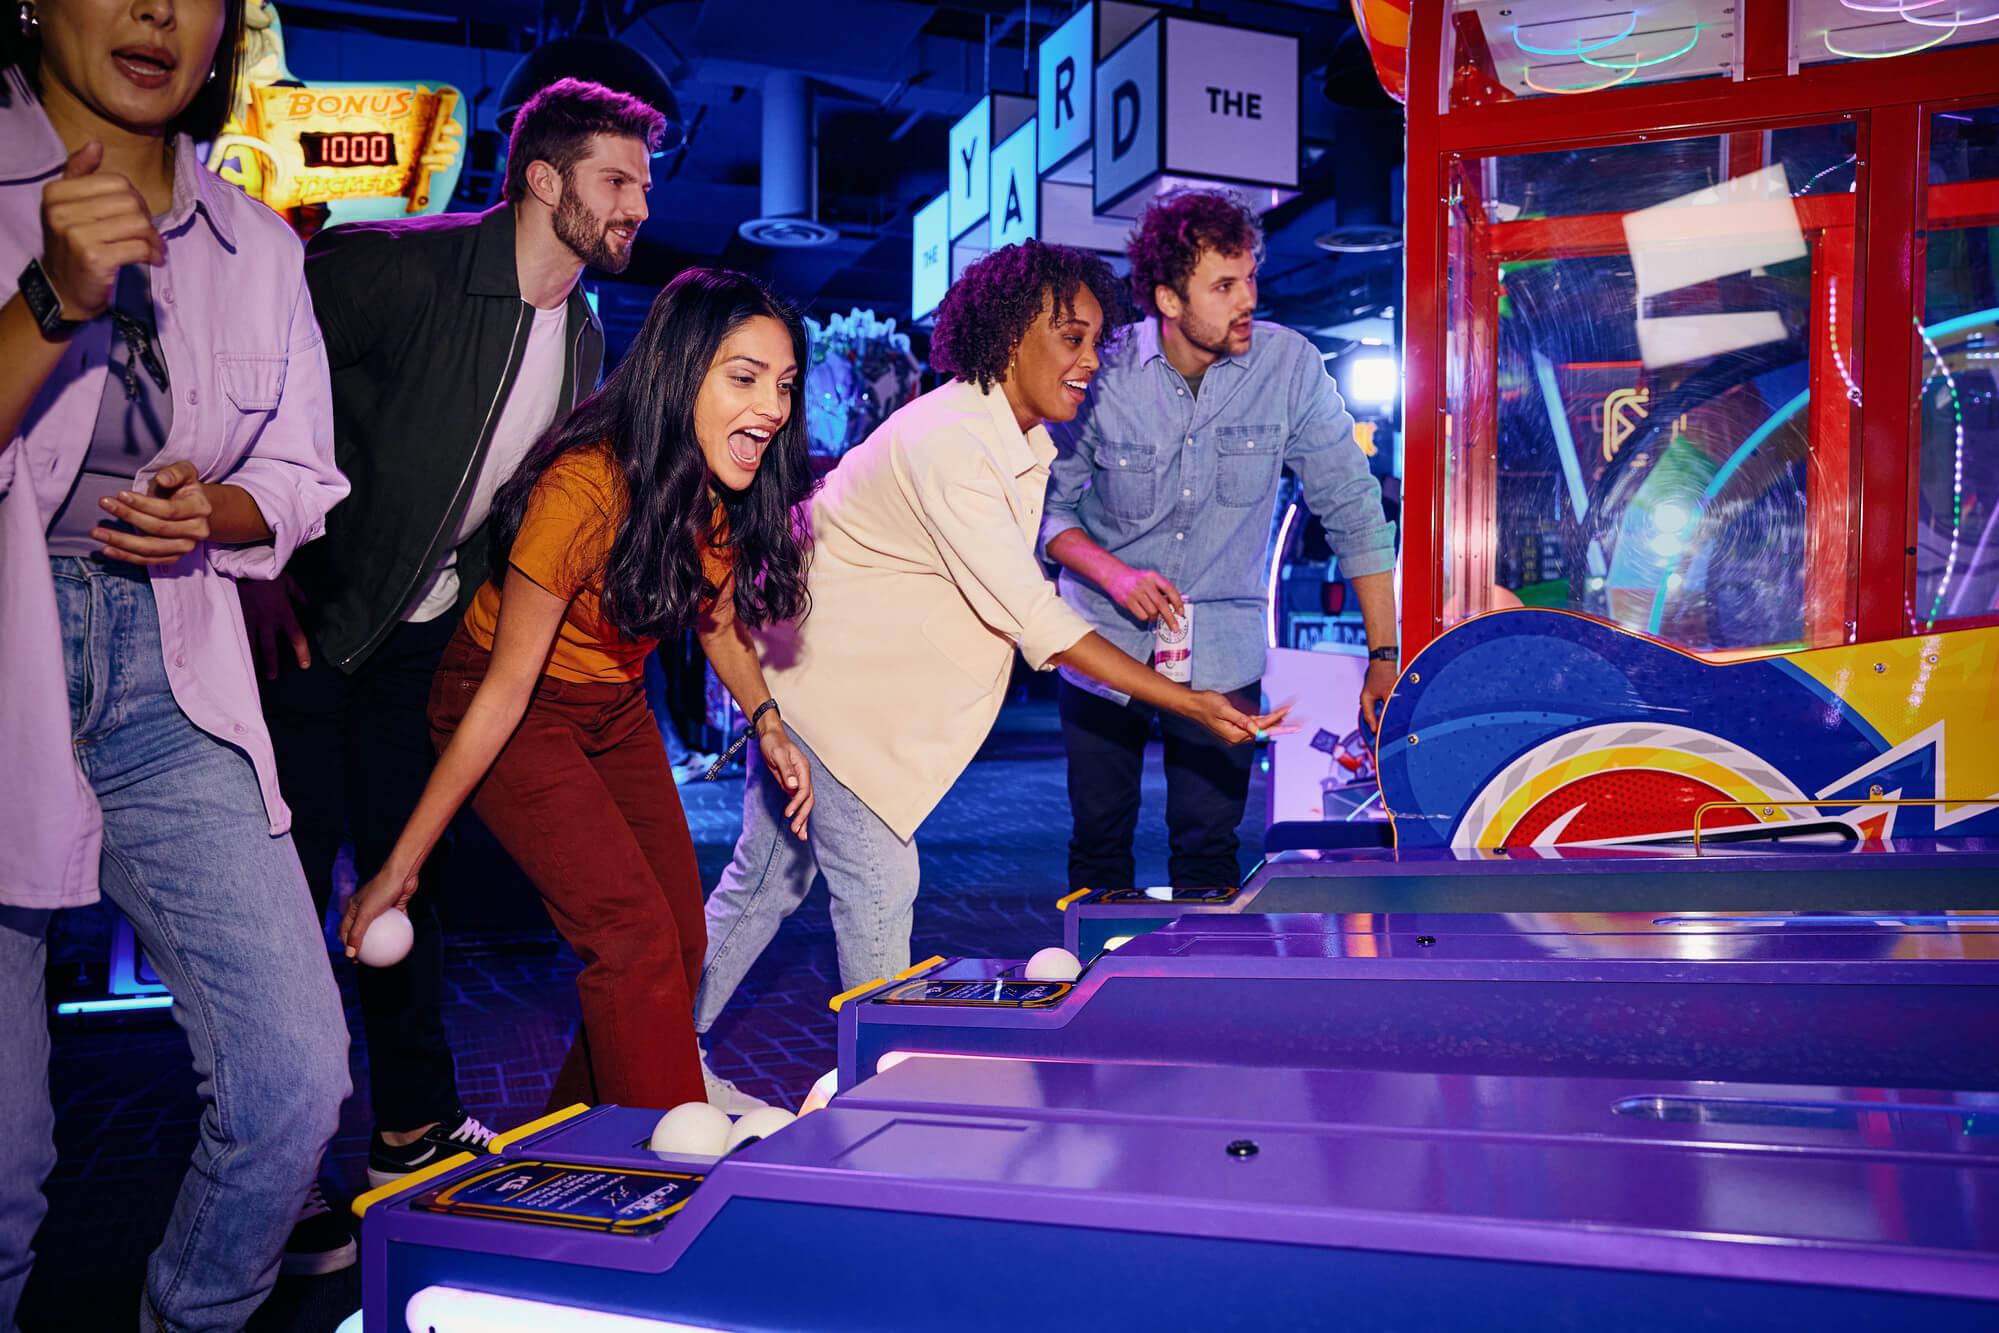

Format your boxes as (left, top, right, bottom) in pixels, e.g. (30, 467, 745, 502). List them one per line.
(701, 699, 782, 782)
(1367, 645, 1400, 663)
(18, 259, 82, 340)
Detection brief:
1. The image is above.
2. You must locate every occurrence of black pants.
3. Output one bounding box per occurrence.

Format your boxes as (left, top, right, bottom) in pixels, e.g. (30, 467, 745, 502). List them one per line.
(260, 613, 462, 1133)
(1058, 676, 1260, 892)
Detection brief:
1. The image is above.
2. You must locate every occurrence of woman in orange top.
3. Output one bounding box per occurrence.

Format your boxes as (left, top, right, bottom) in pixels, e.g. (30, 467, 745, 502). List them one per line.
(339, 268, 815, 1111)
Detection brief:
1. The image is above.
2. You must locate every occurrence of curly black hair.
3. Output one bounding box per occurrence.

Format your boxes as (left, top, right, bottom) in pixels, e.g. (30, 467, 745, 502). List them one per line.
(930, 240, 1139, 390)
(1127, 188, 1266, 316)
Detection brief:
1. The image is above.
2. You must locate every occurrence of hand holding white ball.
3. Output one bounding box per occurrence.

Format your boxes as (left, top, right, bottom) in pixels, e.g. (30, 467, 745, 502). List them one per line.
(356, 908, 414, 968)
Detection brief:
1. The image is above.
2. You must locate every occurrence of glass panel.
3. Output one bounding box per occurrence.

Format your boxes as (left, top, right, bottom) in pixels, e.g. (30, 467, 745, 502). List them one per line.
(1912, 105, 1999, 630)
(1797, 0, 1999, 70)
(1446, 0, 1736, 113)
(1442, 125, 1862, 653)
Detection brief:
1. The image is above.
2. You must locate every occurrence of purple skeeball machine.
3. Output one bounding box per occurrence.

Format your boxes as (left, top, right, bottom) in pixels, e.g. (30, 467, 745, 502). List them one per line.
(355, 1054, 1999, 1330)
(842, 910, 1999, 1093)
(1057, 837, 1999, 957)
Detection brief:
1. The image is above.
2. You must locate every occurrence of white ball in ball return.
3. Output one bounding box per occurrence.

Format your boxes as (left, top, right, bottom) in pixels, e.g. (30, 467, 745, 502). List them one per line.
(724, 1107, 797, 1153)
(798, 1068, 839, 1116)
(1024, 946, 1082, 982)
(649, 1101, 732, 1157)
(356, 908, 414, 968)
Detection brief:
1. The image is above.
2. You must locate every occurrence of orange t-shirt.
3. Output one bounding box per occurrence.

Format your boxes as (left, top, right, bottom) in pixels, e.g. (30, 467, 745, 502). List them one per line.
(463, 445, 734, 684)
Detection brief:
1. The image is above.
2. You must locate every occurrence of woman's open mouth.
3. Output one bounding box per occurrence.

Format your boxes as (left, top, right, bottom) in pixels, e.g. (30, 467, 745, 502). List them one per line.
(112, 46, 177, 91)
(727, 427, 770, 469)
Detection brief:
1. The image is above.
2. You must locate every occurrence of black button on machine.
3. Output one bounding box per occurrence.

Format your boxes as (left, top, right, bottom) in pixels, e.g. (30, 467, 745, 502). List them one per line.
(1226, 1139, 1259, 1160)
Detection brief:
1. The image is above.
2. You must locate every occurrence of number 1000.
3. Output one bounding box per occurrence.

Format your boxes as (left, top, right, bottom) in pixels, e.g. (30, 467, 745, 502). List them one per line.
(300, 132, 398, 168)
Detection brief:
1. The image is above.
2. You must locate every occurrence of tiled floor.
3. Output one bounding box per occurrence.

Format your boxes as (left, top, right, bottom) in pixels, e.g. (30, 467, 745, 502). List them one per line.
(20, 698, 1268, 1331)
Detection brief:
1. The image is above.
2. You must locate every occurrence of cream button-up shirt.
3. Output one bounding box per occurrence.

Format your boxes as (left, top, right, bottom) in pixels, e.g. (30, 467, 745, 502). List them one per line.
(760, 378, 1093, 841)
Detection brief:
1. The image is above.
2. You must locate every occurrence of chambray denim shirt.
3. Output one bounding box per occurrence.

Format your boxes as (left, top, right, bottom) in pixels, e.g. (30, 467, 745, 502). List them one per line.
(1041, 318, 1394, 702)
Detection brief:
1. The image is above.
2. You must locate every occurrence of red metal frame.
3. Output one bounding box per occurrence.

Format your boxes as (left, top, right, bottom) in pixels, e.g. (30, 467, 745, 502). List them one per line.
(1400, 0, 1999, 656)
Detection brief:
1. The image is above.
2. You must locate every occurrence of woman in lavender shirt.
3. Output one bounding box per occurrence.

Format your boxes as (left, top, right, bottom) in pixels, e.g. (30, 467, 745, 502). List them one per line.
(0, 0, 351, 1324)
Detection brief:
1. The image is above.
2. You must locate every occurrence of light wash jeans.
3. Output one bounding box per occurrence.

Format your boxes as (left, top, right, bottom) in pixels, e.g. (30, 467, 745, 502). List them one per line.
(0, 560, 349, 1332)
(695, 729, 920, 1034)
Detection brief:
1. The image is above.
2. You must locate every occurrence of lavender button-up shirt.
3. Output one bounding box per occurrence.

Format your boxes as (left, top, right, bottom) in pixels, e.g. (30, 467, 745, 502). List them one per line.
(1, 75, 347, 908)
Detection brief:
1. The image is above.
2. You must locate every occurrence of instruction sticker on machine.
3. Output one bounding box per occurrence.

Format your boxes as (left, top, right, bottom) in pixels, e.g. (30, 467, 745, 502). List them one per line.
(1094, 886, 1241, 905)
(412, 1160, 702, 1235)
(876, 978, 1074, 1007)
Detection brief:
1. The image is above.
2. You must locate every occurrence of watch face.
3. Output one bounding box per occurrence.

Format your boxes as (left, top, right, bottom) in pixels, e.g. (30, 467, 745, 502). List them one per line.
(20, 261, 73, 333)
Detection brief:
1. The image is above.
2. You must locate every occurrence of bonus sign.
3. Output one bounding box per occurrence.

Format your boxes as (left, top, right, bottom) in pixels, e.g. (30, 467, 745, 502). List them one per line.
(208, 0, 466, 224)
(217, 85, 465, 212)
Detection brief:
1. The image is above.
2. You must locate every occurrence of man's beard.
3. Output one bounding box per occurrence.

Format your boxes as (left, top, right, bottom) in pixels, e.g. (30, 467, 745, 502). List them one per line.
(553, 190, 633, 273)
(1177, 305, 1248, 359)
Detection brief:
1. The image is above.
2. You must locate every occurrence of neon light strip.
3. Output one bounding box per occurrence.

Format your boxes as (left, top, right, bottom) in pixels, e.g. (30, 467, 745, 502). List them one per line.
(1917, 321, 1966, 627)
(1899, 3, 1999, 27)
(1829, 276, 1862, 405)
(407, 1287, 730, 1332)
(55, 996, 173, 1015)
(1822, 21, 1959, 57)
(1266, 501, 1300, 650)
(1580, 25, 1703, 70)
(1837, 0, 1950, 11)
(1533, 351, 1592, 526)
(1511, 12, 1638, 56)
(1520, 62, 1638, 96)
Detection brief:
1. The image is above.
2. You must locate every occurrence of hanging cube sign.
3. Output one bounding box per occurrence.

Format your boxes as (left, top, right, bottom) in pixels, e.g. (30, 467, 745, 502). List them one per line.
(911, 193, 951, 322)
(948, 93, 1034, 240)
(1039, 6, 1094, 180)
(1093, 15, 1300, 218)
(989, 119, 1038, 251)
(1038, 2, 1157, 183)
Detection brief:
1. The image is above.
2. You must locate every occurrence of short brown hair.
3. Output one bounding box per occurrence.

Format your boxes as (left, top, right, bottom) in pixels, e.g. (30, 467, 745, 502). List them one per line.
(504, 78, 667, 204)
(1127, 188, 1266, 316)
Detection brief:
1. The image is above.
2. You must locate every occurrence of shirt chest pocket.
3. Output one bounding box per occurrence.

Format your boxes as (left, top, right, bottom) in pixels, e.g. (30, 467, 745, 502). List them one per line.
(1095, 440, 1160, 520)
(1214, 424, 1280, 507)
(210, 352, 287, 463)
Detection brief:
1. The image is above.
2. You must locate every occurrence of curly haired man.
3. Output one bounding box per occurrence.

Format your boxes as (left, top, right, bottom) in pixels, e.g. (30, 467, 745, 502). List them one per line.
(1041, 189, 1398, 894)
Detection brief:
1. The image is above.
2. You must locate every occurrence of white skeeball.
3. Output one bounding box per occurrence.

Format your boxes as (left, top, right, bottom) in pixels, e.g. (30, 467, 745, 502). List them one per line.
(724, 1107, 796, 1153)
(798, 1068, 839, 1116)
(1024, 946, 1082, 982)
(648, 1101, 732, 1158)
(356, 908, 414, 968)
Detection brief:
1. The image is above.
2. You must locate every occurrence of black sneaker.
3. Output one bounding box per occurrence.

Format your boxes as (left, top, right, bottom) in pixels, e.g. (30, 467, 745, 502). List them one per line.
(366, 1110, 497, 1187)
(281, 1181, 357, 1277)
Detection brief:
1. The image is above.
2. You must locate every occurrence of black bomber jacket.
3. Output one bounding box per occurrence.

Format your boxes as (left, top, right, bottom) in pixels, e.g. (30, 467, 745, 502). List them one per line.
(298, 203, 603, 672)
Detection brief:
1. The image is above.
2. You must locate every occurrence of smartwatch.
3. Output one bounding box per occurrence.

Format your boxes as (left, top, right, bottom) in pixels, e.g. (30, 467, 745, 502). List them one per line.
(17, 259, 82, 341)
(1367, 645, 1400, 664)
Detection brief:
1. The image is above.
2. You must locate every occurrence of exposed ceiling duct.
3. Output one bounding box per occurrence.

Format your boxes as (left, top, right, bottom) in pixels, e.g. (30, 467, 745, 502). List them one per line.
(739, 70, 839, 248)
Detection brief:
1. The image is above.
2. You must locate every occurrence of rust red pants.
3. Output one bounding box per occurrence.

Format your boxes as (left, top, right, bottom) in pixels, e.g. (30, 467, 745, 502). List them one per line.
(429, 629, 705, 1112)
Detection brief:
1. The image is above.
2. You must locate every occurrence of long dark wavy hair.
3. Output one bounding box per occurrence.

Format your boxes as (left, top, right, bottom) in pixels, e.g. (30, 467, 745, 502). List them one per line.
(489, 268, 815, 640)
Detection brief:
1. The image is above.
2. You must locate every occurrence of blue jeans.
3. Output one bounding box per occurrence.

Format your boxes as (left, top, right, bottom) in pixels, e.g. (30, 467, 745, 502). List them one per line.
(0, 560, 349, 1332)
(695, 729, 920, 1034)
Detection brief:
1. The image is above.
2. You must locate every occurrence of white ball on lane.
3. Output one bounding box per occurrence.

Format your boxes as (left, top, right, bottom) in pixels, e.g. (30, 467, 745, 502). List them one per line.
(724, 1107, 797, 1153)
(648, 1101, 732, 1157)
(1024, 946, 1082, 982)
(356, 908, 414, 968)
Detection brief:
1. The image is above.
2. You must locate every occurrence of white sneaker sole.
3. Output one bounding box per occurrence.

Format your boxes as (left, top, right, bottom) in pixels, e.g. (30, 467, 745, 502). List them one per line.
(279, 1235, 358, 1277)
